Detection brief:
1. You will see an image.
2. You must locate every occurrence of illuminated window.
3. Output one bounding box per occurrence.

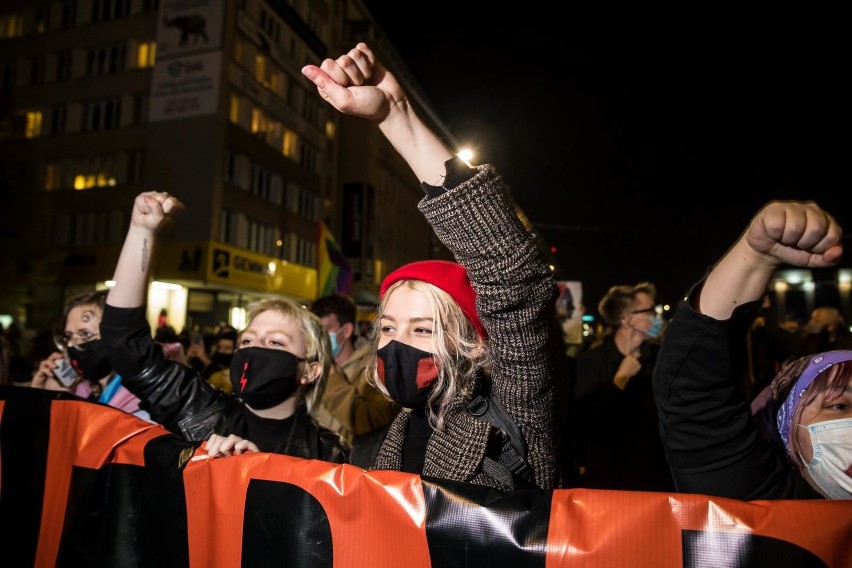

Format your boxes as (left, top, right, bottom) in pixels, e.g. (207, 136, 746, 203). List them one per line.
(270, 70, 281, 95)
(45, 163, 61, 190)
(255, 55, 268, 86)
(234, 38, 244, 66)
(282, 129, 298, 159)
(137, 42, 156, 67)
(251, 107, 267, 134)
(25, 111, 43, 138)
(229, 95, 240, 123)
(0, 15, 23, 38)
(35, 5, 49, 33)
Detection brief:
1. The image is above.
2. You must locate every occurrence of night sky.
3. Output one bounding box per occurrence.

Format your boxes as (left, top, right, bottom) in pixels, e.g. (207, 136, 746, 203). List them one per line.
(359, 4, 849, 311)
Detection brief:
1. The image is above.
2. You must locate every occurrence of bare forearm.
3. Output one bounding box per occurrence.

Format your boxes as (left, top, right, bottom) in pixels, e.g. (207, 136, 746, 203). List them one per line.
(378, 103, 454, 186)
(700, 239, 776, 320)
(108, 226, 156, 308)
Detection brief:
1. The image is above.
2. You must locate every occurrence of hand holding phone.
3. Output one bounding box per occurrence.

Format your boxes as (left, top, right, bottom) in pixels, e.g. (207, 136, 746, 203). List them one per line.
(54, 356, 80, 388)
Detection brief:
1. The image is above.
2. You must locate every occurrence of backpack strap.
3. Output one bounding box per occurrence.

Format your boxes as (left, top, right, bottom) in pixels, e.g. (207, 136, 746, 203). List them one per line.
(467, 393, 535, 489)
(349, 423, 390, 469)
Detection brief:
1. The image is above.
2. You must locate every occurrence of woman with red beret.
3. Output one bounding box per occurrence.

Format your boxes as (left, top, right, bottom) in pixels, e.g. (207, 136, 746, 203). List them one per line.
(302, 44, 565, 490)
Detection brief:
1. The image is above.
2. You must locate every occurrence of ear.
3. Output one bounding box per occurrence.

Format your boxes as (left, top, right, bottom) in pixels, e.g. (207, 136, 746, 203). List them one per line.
(301, 360, 323, 384)
(339, 321, 355, 343)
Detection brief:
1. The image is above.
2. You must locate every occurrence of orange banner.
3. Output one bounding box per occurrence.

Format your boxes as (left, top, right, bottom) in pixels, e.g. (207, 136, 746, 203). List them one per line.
(1, 387, 849, 567)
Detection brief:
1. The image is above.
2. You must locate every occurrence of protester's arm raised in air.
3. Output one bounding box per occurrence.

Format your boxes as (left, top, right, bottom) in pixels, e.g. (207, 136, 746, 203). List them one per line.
(107, 192, 180, 309)
(301, 42, 453, 186)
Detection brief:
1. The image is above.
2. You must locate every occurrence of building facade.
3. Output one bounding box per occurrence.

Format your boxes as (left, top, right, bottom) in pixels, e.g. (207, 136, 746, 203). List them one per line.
(0, 0, 453, 335)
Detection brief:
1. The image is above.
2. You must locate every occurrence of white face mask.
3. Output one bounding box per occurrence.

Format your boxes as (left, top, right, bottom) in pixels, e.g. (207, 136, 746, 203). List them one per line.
(798, 418, 852, 499)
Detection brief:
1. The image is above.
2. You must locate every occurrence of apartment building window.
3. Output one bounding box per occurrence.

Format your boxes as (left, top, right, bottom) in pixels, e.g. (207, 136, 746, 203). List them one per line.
(299, 143, 319, 175)
(34, 5, 49, 33)
(255, 55, 269, 87)
(229, 94, 241, 123)
(132, 93, 148, 124)
(91, 0, 131, 23)
(0, 61, 12, 89)
(82, 97, 122, 131)
(50, 104, 67, 135)
(25, 111, 43, 138)
(270, 69, 284, 97)
(59, 2, 76, 28)
(282, 129, 298, 160)
(221, 211, 249, 248)
(137, 41, 156, 68)
(30, 56, 46, 85)
(127, 150, 143, 182)
(258, 8, 280, 42)
(73, 156, 119, 190)
(0, 14, 23, 38)
(233, 38, 244, 67)
(304, 98, 324, 130)
(266, 120, 282, 149)
(295, 236, 315, 267)
(86, 43, 127, 76)
(250, 107, 268, 135)
(298, 192, 320, 222)
(45, 163, 61, 190)
(284, 183, 299, 214)
(56, 51, 72, 81)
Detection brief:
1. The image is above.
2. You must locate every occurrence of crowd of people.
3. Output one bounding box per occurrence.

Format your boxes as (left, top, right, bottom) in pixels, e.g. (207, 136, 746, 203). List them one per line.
(1, 43, 850, 501)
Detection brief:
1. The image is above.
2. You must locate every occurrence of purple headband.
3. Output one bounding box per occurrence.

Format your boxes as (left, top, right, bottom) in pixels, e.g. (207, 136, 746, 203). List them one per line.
(776, 350, 852, 448)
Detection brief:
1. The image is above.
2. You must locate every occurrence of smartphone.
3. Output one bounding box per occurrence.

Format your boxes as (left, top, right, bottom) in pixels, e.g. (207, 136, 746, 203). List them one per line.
(54, 356, 80, 388)
(193, 332, 204, 345)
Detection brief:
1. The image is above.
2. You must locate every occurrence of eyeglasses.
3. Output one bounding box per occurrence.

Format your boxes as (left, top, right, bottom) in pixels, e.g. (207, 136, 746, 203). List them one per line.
(630, 307, 660, 316)
(54, 330, 101, 352)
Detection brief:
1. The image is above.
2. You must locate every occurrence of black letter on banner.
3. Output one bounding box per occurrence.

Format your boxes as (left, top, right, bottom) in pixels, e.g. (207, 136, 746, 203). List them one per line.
(242, 479, 333, 567)
(421, 477, 551, 567)
(682, 530, 827, 567)
(0, 387, 53, 568)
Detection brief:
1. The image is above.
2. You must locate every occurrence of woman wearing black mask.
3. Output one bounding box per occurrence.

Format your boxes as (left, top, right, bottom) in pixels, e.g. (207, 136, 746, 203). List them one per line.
(99, 192, 347, 463)
(30, 290, 150, 421)
(303, 44, 564, 490)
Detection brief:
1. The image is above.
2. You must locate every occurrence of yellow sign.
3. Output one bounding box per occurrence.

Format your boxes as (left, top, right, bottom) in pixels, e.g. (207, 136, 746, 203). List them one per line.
(206, 242, 316, 300)
(155, 241, 317, 301)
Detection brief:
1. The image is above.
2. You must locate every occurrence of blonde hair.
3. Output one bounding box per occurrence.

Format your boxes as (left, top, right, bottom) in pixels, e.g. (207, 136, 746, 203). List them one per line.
(366, 279, 490, 430)
(245, 298, 332, 412)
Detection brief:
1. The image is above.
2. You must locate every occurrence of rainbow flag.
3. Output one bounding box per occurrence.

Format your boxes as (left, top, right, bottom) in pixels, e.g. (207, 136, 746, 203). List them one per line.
(317, 222, 353, 297)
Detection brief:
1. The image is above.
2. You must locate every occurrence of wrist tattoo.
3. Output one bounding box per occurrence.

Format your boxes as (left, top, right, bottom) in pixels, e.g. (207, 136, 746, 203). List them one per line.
(142, 238, 148, 271)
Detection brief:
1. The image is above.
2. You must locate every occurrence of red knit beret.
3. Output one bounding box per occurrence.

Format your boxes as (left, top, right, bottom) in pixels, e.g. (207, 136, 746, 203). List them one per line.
(379, 260, 486, 338)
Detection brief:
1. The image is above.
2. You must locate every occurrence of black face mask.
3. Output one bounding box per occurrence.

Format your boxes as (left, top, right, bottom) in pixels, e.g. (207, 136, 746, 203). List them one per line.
(376, 341, 438, 409)
(212, 352, 233, 367)
(68, 339, 113, 381)
(230, 347, 304, 410)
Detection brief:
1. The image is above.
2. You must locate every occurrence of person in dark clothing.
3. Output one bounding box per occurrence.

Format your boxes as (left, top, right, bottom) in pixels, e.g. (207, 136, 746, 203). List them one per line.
(101, 192, 346, 464)
(654, 199, 851, 500)
(573, 282, 674, 491)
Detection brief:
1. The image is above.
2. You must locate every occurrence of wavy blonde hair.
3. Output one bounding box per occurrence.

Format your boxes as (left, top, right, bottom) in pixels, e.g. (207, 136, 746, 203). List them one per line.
(366, 279, 490, 430)
(245, 298, 332, 412)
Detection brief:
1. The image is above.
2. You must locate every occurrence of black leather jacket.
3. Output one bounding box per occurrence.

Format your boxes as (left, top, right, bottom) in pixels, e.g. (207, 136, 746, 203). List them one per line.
(101, 305, 347, 464)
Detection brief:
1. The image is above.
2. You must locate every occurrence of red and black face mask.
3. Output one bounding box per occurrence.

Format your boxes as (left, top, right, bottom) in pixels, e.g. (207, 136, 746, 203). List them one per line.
(376, 341, 438, 409)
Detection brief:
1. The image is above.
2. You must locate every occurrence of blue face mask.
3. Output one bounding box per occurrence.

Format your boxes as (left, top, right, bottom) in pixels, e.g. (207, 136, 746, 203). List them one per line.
(329, 330, 343, 357)
(644, 314, 664, 339)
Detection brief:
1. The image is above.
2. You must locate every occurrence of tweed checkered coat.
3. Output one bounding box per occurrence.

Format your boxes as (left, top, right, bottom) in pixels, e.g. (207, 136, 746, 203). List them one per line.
(371, 165, 565, 490)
